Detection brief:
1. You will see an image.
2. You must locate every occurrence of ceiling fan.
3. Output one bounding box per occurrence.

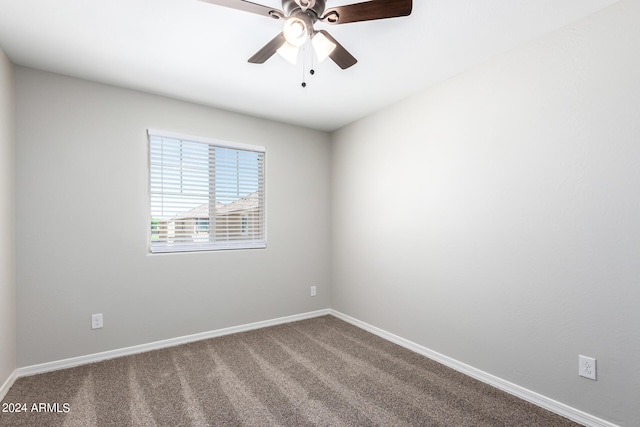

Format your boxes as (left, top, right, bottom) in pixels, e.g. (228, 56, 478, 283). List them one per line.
(198, 0, 412, 70)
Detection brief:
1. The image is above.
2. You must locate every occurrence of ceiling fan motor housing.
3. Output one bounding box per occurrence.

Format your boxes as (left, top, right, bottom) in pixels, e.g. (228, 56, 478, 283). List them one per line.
(282, 0, 326, 19)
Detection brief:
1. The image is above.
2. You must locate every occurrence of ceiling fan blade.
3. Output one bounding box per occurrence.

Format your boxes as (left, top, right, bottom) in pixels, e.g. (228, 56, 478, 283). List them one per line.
(317, 30, 357, 69)
(198, 0, 284, 19)
(248, 33, 286, 64)
(322, 0, 412, 24)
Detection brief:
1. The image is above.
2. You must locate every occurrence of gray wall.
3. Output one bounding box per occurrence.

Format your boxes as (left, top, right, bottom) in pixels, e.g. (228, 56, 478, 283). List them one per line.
(331, 1, 639, 425)
(0, 47, 16, 393)
(15, 68, 332, 367)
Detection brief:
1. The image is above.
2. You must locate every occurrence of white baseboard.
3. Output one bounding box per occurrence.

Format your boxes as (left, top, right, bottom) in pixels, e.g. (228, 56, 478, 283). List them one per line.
(12, 308, 618, 427)
(17, 309, 331, 378)
(329, 310, 619, 427)
(0, 369, 17, 402)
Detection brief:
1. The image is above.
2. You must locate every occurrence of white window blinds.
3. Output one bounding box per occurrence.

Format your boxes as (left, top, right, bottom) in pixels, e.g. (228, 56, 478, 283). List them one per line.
(148, 129, 266, 253)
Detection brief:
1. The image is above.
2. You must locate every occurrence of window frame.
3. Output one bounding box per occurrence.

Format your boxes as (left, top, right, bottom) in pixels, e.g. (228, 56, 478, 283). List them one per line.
(147, 129, 266, 254)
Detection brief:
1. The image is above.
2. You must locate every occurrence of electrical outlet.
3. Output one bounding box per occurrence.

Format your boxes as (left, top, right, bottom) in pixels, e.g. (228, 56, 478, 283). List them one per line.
(310, 286, 317, 297)
(91, 313, 103, 330)
(579, 355, 596, 380)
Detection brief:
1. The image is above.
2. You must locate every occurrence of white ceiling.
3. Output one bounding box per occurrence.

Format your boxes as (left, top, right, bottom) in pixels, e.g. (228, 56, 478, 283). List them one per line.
(0, 0, 618, 131)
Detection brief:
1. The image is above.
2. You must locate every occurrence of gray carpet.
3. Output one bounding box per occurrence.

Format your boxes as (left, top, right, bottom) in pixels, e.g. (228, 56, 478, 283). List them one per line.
(1, 315, 580, 426)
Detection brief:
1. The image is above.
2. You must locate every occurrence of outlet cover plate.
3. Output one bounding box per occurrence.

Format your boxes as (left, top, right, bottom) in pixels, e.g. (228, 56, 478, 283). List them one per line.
(91, 313, 103, 330)
(310, 286, 317, 297)
(579, 355, 596, 380)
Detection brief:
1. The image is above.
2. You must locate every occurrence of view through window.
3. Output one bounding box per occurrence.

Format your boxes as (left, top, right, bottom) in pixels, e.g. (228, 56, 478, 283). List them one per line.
(148, 130, 265, 253)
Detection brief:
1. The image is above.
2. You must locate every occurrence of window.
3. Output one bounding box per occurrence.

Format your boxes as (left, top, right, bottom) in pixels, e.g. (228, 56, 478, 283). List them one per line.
(148, 129, 265, 253)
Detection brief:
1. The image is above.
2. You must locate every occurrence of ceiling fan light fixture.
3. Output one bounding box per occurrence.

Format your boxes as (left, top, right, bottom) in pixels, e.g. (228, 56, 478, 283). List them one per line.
(282, 17, 308, 47)
(201, 0, 414, 71)
(276, 41, 300, 64)
(311, 32, 336, 62)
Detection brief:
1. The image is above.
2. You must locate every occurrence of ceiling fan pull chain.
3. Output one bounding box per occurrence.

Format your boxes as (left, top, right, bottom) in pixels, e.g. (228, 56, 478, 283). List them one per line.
(310, 45, 315, 76)
(301, 43, 307, 88)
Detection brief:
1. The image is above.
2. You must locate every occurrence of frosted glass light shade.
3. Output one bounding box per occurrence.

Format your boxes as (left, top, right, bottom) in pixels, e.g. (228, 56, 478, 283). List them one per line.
(277, 42, 300, 64)
(312, 32, 337, 62)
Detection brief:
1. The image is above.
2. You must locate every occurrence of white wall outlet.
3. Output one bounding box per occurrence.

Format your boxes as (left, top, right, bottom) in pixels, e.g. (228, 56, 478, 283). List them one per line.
(310, 286, 317, 297)
(91, 313, 103, 330)
(579, 355, 597, 380)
